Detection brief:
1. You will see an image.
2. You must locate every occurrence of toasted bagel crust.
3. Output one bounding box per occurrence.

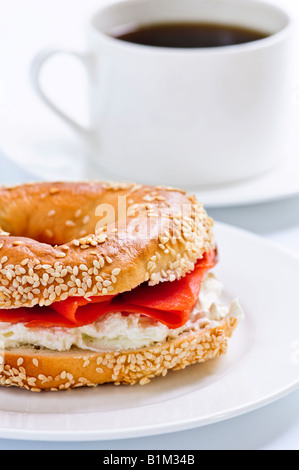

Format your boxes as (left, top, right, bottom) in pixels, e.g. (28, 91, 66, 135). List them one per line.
(0, 182, 214, 309)
(0, 317, 238, 391)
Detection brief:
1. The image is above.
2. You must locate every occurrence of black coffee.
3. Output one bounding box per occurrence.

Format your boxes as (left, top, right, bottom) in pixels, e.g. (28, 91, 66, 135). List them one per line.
(113, 22, 268, 48)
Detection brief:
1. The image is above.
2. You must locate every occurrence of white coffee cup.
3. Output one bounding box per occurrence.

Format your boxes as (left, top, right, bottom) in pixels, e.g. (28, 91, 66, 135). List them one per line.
(31, 0, 293, 188)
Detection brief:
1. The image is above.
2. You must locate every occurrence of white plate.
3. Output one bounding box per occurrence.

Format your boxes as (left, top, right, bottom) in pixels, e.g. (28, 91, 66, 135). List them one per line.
(0, 221, 299, 441)
(1, 103, 299, 208)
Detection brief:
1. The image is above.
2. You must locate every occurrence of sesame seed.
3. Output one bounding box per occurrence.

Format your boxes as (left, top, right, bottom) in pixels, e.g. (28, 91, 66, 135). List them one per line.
(49, 187, 59, 195)
(65, 220, 76, 227)
(12, 241, 23, 247)
(112, 268, 121, 276)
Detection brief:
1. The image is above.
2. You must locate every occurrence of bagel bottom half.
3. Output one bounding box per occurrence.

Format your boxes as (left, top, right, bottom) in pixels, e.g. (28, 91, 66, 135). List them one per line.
(0, 317, 238, 391)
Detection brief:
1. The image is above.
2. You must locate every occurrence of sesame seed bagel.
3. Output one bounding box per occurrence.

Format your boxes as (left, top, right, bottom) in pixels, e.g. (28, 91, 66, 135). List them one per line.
(0, 181, 233, 392)
(0, 181, 214, 309)
(0, 317, 238, 391)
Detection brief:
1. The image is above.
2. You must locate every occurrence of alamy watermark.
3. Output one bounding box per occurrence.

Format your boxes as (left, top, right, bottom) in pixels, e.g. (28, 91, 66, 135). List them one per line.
(93, 196, 204, 242)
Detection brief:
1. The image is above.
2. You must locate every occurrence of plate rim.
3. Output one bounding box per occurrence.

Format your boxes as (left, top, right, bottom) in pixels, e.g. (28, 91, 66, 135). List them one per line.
(1, 378, 299, 442)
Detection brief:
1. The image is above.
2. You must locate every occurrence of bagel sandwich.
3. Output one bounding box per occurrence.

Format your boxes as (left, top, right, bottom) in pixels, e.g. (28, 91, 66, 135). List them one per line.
(0, 182, 243, 391)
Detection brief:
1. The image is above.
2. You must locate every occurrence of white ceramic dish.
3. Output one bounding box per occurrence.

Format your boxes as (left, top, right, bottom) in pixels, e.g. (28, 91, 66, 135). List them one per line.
(31, 0, 293, 189)
(1, 102, 299, 208)
(0, 221, 299, 441)
(195, 123, 299, 207)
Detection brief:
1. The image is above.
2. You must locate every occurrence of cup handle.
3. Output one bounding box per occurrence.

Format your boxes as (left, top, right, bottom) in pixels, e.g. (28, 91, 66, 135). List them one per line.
(30, 48, 91, 141)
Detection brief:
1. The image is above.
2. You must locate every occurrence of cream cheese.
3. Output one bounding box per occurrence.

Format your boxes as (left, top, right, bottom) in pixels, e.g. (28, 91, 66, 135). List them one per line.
(0, 273, 244, 352)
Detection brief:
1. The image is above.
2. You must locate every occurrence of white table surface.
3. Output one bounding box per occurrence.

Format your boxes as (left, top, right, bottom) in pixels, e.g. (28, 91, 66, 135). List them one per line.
(1, 0, 299, 450)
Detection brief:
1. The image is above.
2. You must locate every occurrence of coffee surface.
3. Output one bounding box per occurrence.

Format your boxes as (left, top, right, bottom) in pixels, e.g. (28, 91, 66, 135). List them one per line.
(113, 22, 268, 48)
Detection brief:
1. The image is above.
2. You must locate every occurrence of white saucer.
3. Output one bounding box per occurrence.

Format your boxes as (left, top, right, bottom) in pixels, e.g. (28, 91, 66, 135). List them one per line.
(0, 222, 299, 441)
(1, 104, 299, 208)
(195, 145, 299, 208)
(194, 104, 299, 207)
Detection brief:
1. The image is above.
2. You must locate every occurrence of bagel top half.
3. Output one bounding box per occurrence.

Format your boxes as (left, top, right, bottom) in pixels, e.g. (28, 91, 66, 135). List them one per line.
(0, 181, 215, 310)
